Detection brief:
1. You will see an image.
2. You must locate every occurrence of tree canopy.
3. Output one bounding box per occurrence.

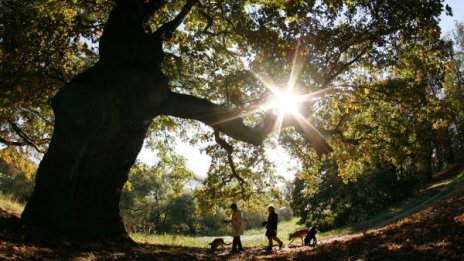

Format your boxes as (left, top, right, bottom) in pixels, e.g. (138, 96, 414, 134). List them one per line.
(1, 0, 461, 238)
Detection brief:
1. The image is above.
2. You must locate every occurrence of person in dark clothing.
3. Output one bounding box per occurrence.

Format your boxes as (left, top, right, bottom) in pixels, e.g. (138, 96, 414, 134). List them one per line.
(262, 205, 283, 251)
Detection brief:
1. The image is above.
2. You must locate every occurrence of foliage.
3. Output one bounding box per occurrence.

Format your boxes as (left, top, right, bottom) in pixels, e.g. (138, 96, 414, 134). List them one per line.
(292, 162, 419, 231)
(285, 5, 464, 228)
(121, 159, 291, 236)
(0, 172, 34, 203)
(442, 21, 464, 161)
(0, 148, 36, 202)
(0, 148, 37, 179)
(193, 138, 286, 214)
(0, 0, 105, 153)
(120, 159, 201, 234)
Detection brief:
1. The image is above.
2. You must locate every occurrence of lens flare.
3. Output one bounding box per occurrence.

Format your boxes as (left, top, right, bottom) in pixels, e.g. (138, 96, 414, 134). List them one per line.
(269, 90, 301, 115)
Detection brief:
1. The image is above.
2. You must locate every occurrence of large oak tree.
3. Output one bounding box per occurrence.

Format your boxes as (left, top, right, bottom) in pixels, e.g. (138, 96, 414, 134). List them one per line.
(0, 0, 451, 240)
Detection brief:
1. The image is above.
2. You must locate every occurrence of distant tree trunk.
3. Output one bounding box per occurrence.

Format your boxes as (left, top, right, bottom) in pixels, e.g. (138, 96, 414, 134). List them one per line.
(415, 124, 433, 183)
(434, 127, 456, 169)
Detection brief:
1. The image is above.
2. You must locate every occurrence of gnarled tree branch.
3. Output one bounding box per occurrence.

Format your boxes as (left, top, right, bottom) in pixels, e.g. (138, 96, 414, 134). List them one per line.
(214, 129, 245, 184)
(8, 121, 48, 153)
(198, 8, 232, 36)
(160, 91, 333, 156)
(154, 0, 199, 39)
(160, 91, 276, 146)
(0, 135, 25, 147)
(142, 0, 168, 24)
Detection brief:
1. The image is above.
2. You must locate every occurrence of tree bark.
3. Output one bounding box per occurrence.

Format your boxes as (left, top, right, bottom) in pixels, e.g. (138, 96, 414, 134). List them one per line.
(21, 62, 163, 239)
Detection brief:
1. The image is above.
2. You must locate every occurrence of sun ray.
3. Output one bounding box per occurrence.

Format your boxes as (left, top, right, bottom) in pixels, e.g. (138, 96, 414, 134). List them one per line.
(292, 112, 332, 155)
(251, 71, 280, 95)
(209, 106, 265, 126)
(273, 111, 285, 134)
(295, 86, 335, 103)
(288, 43, 303, 92)
(293, 112, 325, 139)
(244, 45, 337, 140)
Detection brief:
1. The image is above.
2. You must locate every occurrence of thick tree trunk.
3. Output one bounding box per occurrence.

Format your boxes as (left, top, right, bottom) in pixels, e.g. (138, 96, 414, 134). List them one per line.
(22, 63, 165, 239)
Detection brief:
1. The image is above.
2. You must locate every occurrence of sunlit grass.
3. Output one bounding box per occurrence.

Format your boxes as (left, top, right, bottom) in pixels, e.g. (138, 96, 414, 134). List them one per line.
(131, 218, 305, 248)
(131, 232, 269, 248)
(131, 233, 217, 247)
(131, 170, 464, 248)
(0, 192, 25, 217)
(131, 217, 347, 248)
(244, 217, 301, 236)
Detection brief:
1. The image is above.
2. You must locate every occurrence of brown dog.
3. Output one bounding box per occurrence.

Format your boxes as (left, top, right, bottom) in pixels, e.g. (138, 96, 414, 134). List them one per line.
(288, 229, 308, 246)
(209, 238, 231, 252)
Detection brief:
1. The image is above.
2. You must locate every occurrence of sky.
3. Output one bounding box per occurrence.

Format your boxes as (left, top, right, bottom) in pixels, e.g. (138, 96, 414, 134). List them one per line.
(137, 0, 464, 180)
(440, 0, 464, 36)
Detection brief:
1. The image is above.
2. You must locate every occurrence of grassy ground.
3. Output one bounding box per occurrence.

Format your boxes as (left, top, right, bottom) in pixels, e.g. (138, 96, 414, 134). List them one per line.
(317, 169, 464, 239)
(0, 193, 305, 248)
(131, 218, 303, 248)
(0, 167, 463, 260)
(131, 169, 464, 249)
(0, 193, 24, 218)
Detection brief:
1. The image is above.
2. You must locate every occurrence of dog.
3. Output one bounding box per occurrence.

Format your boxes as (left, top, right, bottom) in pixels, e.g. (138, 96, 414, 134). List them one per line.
(304, 227, 317, 246)
(209, 238, 231, 252)
(288, 228, 309, 246)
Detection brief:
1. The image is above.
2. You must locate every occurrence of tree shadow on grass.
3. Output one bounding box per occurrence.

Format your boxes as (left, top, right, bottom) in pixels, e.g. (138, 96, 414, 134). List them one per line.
(349, 165, 464, 234)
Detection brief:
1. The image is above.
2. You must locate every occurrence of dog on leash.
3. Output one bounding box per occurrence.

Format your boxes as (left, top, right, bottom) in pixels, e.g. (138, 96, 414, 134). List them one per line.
(288, 228, 309, 246)
(209, 238, 231, 252)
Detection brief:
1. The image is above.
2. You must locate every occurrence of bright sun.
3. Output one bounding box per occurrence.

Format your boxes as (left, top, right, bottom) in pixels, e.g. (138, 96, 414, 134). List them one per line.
(249, 44, 334, 136)
(269, 90, 301, 115)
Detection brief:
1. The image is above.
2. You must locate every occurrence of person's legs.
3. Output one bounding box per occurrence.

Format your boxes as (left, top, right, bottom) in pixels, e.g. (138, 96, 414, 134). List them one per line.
(232, 236, 238, 252)
(267, 236, 273, 250)
(273, 237, 283, 249)
(237, 236, 243, 251)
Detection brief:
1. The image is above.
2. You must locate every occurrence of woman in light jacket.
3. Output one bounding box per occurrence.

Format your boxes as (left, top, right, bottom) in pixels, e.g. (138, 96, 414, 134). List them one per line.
(229, 203, 244, 253)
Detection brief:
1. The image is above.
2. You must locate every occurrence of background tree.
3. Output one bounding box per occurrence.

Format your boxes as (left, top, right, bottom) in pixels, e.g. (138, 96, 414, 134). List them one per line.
(442, 21, 464, 159)
(0, 148, 36, 202)
(290, 9, 461, 229)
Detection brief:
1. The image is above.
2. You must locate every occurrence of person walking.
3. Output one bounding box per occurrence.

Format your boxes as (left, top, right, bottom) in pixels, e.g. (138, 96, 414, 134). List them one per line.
(228, 203, 244, 253)
(263, 205, 283, 251)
